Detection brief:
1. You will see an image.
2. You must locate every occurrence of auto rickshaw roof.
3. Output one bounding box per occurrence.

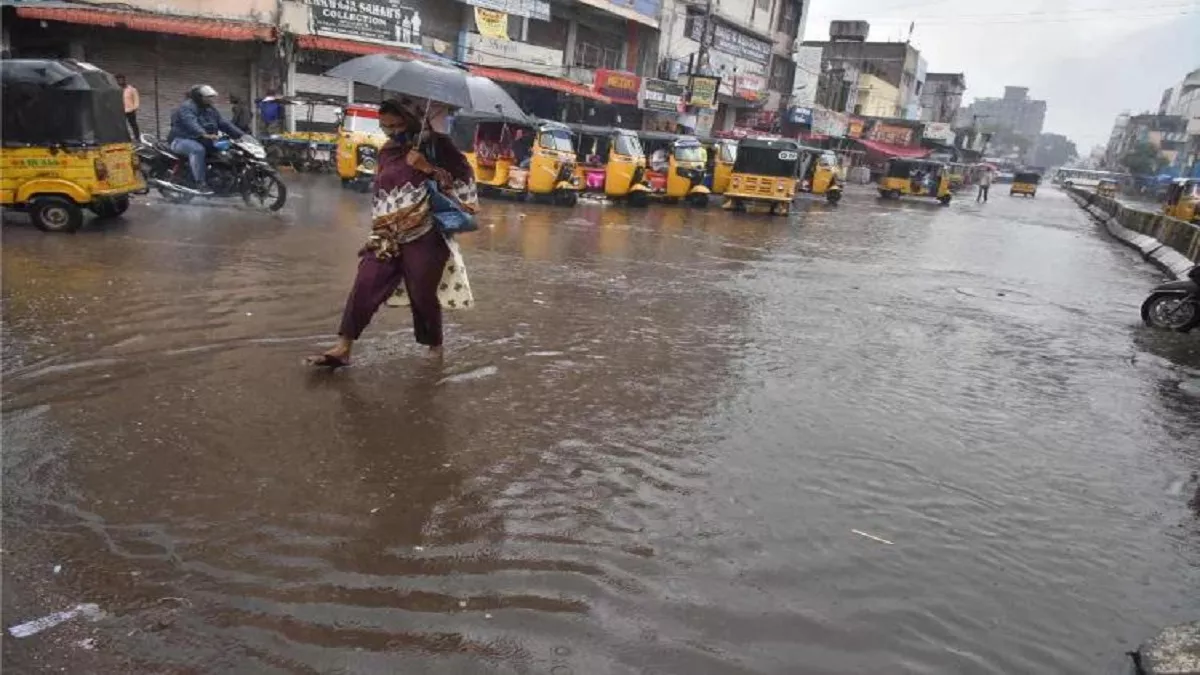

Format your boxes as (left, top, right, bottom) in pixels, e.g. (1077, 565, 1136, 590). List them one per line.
(568, 124, 637, 137)
(1, 59, 118, 91)
(455, 109, 533, 125)
(738, 137, 801, 151)
(675, 135, 702, 146)
(638, 130, 679, 142)
(1014, 171, 1042, 181)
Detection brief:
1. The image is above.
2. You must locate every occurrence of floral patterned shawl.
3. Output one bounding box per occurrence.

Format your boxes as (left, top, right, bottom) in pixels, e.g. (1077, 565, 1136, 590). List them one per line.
(367, 132, 478, 259)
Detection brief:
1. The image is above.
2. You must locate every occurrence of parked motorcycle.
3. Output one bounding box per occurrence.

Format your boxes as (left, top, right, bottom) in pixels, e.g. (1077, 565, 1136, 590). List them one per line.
(136, 134, 288, 211)
(1141, 266, 1200, 332)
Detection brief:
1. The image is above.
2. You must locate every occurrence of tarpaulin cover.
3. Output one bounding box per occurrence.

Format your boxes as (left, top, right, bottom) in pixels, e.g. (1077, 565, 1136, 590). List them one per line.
(1, 60, 129, 146)
(856, 138, 931, 159)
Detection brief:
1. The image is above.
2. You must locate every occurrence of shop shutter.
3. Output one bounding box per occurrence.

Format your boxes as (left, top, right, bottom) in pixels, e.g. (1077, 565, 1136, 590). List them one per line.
(84, 31, 253, 140)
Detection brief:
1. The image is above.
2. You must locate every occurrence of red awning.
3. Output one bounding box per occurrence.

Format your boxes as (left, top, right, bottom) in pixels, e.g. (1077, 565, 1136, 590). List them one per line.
(468, 65, 610, 103)
(856, 139, 931, 159)
(15, 5, 275, 41)
(296, 35, 421, 58)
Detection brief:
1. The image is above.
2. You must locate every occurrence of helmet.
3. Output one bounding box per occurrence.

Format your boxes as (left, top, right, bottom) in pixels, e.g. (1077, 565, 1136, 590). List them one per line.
(189, 84, 218, 105)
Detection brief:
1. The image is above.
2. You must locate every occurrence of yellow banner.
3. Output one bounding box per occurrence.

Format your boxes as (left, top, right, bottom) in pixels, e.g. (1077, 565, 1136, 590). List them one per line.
(475, 7, 509, 40)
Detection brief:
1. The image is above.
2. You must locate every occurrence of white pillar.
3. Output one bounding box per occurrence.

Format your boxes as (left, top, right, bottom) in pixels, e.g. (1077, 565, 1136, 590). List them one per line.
(285, 59, 296, 133)
(249, 59, 259, 136)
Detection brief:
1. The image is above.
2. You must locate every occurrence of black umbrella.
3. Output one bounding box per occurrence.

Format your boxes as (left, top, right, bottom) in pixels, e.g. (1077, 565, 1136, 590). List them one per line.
(324, 53, 526, 120)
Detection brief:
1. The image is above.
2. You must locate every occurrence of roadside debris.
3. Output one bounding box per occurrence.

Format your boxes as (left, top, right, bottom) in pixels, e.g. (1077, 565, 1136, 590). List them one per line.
(8, 603, 103, 638)
(851, 530, 894, 545)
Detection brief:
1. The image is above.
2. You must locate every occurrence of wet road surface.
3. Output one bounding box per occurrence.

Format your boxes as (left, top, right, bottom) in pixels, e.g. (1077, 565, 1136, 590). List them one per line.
(3, 178, 1199, 674)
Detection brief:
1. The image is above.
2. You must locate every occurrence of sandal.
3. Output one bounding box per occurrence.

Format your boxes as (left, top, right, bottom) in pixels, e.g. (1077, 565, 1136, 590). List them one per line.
(306, 353, 350, 369)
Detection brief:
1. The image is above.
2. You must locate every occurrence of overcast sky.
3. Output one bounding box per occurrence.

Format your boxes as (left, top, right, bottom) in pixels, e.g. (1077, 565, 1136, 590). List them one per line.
(801, 0, 1200, 151)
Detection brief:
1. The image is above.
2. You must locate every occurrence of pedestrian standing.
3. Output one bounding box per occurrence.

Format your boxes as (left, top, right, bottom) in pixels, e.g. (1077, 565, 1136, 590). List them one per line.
(977, 167, 992, 203)
(230, 95, 252, 134)
(116, 74, 140, 139)
(307, 99, 477, 369)
(257, 90, 284, 135)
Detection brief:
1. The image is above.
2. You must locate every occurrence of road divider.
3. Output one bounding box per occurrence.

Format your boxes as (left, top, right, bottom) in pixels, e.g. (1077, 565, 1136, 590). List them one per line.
(1066, 186, 1199, 280)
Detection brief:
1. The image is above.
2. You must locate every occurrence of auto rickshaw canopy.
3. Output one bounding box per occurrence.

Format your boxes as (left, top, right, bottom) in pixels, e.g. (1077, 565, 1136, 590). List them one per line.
(884, 158, 946, 178)
(1, 59, 129, 147)
(1013, 171, 1042, 184)
(731, 137, 801, 177)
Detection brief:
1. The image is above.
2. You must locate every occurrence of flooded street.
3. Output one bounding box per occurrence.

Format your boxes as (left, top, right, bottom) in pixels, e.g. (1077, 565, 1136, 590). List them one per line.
(3, 178, 1199, 673)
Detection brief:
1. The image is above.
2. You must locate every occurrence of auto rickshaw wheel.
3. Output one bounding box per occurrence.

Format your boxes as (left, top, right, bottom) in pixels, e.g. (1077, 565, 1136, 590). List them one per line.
(826, 190, 842, 205)
(554, 190, 578, 207)
(628, 192, 649, 208)
(30, 196, 84, 233)
(939, 195, 952, 206)
(90, 196, 130, 219)
(688, 193, 709, 208)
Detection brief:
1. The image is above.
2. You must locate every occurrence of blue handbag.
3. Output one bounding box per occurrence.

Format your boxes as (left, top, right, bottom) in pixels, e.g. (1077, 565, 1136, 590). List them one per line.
(426, 179, 478, 234)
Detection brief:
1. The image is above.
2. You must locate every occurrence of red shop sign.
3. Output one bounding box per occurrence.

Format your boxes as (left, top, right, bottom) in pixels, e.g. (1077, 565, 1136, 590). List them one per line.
(594, 69, 642, 105)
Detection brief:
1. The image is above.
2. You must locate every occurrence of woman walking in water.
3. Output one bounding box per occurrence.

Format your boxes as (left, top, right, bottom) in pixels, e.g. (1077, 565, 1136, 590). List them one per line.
(308, 100, 476, 368)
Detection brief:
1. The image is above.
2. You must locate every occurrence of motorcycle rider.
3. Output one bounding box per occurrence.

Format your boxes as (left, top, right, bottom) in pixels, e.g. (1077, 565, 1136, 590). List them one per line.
(168, 84, 246, 193)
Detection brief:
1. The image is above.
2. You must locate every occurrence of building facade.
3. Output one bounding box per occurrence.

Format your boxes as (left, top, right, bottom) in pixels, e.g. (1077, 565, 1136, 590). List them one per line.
(919, 72, 965, 124)
(803, 22, 924, 122)
(959, 85, 1046, 142)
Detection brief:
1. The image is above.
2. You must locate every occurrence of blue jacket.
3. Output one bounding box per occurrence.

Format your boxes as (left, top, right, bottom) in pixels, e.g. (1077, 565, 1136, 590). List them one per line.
(167, 99, 244, 142)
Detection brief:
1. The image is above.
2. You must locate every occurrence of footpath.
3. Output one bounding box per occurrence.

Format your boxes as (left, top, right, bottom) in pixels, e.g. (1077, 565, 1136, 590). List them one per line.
(1065, 186, 1199, 279)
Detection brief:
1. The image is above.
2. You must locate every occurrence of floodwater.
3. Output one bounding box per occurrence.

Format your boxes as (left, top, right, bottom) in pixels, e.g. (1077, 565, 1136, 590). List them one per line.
(3, 177, 1198, 674)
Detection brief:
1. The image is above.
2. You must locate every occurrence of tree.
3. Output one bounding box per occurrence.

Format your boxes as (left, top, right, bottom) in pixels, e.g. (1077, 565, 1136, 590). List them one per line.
(1121, 141, 1168, 176)
(1032, 133, 1078, 167)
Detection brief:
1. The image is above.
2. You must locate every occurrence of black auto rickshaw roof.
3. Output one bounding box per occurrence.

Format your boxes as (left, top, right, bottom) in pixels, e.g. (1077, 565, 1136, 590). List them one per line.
(638, 130, 679, 143)
(738, 137, 800, 151)
(1014, 171, 1042, 182)
(2, 59, 129, 146)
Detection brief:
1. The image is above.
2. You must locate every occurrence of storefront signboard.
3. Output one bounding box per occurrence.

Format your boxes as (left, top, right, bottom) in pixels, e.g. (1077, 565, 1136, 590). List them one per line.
(642, 78, 685, 113)
(310, 0, 421, 47)
(457, 0, 549, 21)
(594, 69, 641, 106)
(687, 75, 720, 108)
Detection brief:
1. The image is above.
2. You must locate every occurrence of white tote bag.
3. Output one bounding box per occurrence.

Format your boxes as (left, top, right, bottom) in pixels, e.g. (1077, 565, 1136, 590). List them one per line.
(387, 236, 474, 310)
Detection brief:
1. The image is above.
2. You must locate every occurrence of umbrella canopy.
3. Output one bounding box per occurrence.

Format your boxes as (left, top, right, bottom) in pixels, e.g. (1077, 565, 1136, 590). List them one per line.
(324, 54, 527, 121)
(467, 74, 527, 121)
(325, 54, 472, 110)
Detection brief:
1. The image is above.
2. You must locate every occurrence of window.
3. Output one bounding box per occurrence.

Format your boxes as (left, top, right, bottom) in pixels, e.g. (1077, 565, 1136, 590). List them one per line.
(776, 0, 799, 37)
(756, 0, 771, 11)
(575, 41, 621, 70)
(769, 58, 794, 92)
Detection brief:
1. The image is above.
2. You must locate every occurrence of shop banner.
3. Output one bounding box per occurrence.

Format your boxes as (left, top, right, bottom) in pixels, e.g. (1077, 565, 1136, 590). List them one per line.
(474, 7, 509, 39)
(642, 78, 685, 113)
(594, 69, 641, 106)
(870, 122, 914, 146)
(847, 117, 865, 139)
(924, 122, 954, 143)
(812, 107, 848, 137)
(687, 18, 771, 65)
(458, 0, 549, 21)
(789, 106, 813, 125)
(688, 75, 720, 109)
(734, 73, 766, 101)
(310, 0, 421, 46)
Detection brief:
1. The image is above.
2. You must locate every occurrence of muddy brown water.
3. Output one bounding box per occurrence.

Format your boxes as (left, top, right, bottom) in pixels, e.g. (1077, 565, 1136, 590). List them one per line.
(3, 179, 1199, 674)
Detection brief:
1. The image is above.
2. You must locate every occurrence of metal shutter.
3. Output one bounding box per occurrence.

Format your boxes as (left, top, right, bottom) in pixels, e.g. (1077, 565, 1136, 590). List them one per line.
(292, 72, 347, 128)
(84, 31, 253, 140)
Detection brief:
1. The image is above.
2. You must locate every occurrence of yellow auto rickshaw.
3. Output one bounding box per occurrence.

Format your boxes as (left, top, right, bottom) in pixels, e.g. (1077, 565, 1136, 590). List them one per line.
(1010, 171, 1041, 197)
(704, 138, 738, 195)
(1, 59, 144, 232)
(568, 124, 651, 205)
(722, 137, 801, 215)
(335, 104, 386, 191)
(878, 158, 952, 205)
(639, 131, 711, 207)
(1163, 178, 1200, 223)
(1096, 179, 1118, 198)
(796, 145, 843, 204)
(479, 120, 579, 205)
(452, 110, 534, 194)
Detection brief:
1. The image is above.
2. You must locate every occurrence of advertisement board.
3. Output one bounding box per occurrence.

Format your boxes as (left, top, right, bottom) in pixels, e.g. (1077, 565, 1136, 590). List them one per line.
(789, 106, 813, 125)
(870, 122, 914, 146)
(734, 73, 767, 101)
(688, 75, 720, 108)
(847, 117, 865, 138)
(642, 78, 685, 113)
(463, 33, 564, 77)
(792, 46, 822, 107)
(594, 69, 641, 106)
(687, 18, 772, 65)
(812, 107, 848, 137)
(924, 122, 954, 143)
(310, 0, 421, 47)
(474, 7, 509, 39)
(457, 0, 549, 21)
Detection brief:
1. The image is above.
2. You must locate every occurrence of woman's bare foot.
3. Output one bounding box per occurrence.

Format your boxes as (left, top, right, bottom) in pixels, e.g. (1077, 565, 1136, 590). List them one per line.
(427, 345, 444, 359)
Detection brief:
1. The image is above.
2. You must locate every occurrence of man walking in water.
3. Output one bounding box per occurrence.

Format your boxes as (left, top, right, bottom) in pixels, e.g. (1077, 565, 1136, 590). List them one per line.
(976, 166, 992, 203)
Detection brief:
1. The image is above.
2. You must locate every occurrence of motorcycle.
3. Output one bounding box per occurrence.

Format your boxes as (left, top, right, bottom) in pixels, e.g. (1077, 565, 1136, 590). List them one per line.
(1141, 266, 1200, 332)
(136, 134, 288, 211)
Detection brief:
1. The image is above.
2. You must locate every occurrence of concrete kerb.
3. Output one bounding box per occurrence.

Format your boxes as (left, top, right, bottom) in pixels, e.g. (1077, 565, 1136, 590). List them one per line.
(1066, 186, 1189, 280)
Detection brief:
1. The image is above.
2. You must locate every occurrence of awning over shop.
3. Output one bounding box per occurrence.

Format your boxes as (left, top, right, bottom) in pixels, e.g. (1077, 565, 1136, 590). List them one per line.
(468, 65, 610, 103)
(856, 138, 931, 159)
(14, 4, 275, 41)
(295, 35, 422, 58)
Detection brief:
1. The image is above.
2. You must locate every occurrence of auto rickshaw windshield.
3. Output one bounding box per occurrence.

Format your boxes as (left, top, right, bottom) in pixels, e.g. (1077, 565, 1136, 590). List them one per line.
(719, 142, 737, 163)
(614, 133, 642, 157)
(343, 113, 380, 135)
(674, 144, 704, 162)
(539, 128, 574, 152)
(1, 60, 128, 146)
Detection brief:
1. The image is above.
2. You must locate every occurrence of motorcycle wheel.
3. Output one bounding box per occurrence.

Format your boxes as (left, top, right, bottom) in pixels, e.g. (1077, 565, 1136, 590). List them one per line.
(1141, 292, 1200, 332)
(243, 172, 288, 211)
